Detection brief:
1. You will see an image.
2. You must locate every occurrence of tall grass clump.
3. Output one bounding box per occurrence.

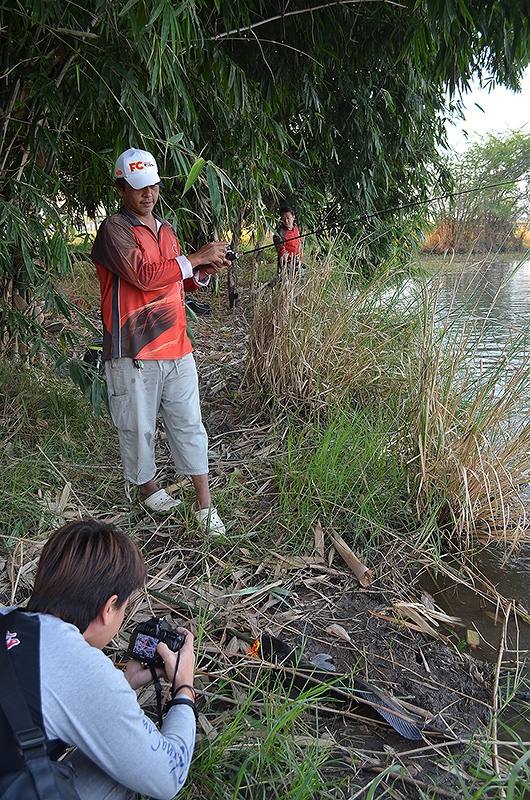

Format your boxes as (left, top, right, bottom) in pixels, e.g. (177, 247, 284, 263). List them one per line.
(442, 721, 530, 799)
(278, 408, 412, 550)
(244, 253, 530, 551)
(187, 675, 343, 800)
(408, 282, 530, 548)
(243, 253, 416, 412)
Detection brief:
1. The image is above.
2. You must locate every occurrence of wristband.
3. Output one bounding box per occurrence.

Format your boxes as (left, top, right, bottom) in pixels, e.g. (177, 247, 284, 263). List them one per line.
(172, 683, 195, 700)
(193, 271, 211, 288)
(165, 697, 197, 719)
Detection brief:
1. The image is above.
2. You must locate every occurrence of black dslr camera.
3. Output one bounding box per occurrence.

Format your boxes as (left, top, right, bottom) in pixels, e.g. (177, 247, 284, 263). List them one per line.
(128, 618, 186, 668)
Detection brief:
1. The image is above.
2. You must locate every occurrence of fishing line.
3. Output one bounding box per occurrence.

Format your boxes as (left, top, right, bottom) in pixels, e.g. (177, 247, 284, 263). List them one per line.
(227, 177, 522, 260)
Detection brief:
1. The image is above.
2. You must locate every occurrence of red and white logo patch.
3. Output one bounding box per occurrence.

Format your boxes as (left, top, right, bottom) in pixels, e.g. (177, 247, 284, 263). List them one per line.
(6, 630, 20, 650)
(128, 160, 156, 173)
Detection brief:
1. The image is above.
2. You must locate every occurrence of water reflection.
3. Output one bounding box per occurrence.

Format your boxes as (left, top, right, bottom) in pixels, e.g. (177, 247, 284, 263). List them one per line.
(427, 256, 530, 664)
(434, 257, 530, 371)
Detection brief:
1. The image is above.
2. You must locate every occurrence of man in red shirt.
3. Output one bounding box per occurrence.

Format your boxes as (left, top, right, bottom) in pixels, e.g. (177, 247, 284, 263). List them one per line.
(273, 206, 302, 277)
(91, 148, 230, 533)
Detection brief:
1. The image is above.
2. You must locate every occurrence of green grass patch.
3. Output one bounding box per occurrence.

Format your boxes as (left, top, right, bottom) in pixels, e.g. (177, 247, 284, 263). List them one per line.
(0, 363, 114, 550)
(186, 675, 344, 800)
(278, 408, 413, 553)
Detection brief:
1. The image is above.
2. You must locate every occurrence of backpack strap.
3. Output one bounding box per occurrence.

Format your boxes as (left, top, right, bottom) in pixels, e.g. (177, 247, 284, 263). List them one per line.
(0, 611, 63, 799)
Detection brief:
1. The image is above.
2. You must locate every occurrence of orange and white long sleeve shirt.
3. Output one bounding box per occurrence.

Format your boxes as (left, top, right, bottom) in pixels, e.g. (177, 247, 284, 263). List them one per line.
(91, 208, 203, 362)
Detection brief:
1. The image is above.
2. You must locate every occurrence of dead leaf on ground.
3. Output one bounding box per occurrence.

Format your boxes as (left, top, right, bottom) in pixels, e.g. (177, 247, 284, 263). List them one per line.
(420, 592, 436, 611)
(198, 713, 218, 740)
(314, 519, 325, 559)
(269, 553, 325, 569)
(326, 623, 352, 643)
(56, 482, 72, 514)
(466, 629, 481, 648)
(392, 602, 443, 639)
(224, 636, 243, 656)
(293, 735, 336, 747)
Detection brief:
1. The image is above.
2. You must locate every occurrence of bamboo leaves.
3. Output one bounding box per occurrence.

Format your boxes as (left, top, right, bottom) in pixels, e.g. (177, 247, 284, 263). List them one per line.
(206, 163, 222, 220)
(182, 157, 206, 196)
(1, 0, 530, 355)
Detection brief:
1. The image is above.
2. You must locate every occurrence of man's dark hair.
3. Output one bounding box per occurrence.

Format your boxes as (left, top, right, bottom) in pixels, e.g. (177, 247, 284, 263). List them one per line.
(27, 518, 147, 632)
(279, 206, 295, 215)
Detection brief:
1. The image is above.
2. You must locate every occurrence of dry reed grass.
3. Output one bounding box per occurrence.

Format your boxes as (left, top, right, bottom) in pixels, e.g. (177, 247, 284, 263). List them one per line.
(243, 254, 414, 411)
(409, 283, 530, 547)
(243, 254, 530, 548)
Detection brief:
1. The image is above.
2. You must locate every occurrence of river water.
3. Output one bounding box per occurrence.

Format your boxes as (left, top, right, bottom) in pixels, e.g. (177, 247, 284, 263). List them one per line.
(423, 256, 530, 728)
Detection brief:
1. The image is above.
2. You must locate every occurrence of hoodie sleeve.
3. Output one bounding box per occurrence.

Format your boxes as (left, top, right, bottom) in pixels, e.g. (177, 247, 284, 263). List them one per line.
(42, 631, 195, 800)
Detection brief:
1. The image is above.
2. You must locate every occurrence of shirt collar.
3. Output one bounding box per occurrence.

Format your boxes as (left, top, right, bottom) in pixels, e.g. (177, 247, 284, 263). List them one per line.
(119, 206, 166, 229)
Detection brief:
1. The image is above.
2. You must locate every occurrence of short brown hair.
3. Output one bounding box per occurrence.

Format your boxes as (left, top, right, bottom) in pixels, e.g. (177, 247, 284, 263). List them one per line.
(27, 518, 147, 632)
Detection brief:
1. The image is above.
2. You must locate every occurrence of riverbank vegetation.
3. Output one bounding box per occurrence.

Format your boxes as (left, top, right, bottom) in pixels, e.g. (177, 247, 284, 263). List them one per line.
(245, 256, 530, 550)
(2, 254, 530, 797)
(423, 131, 530, 254)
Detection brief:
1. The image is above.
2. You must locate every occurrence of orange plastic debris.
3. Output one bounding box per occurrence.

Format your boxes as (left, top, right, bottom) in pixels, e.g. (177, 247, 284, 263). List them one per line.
(248, 638, 261, 657)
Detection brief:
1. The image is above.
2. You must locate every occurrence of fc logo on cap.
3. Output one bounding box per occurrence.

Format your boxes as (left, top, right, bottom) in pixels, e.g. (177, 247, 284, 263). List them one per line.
(128, 160, 155, 173)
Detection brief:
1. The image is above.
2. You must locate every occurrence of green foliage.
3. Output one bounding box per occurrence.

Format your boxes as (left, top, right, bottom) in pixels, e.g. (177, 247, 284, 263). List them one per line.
(427, 131, 530, 252)
(278, 408, 411, 551)
(1, 1, 530, 351)
(187, 675, 341, 800)
(68, 358, 108, 417)
(0, 363, 114, 549)
(182, 157, 207, 196)
(445, 730, 530, 799)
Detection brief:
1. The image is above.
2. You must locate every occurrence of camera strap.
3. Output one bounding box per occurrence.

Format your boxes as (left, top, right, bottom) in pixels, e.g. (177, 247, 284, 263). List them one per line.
(148, 666, 163, 729)
(148, 649, 181, 728)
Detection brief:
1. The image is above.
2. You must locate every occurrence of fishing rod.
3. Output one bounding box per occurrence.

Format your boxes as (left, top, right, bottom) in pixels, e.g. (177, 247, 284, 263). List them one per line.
(225, 177, 521, 261)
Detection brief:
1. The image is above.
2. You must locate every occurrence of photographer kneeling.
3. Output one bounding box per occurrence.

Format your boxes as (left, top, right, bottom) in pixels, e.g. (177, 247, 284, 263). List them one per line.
(0, 519, 196, 800)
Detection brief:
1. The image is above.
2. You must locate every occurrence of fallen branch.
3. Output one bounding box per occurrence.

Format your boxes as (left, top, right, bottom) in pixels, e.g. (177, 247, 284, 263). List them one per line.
(330, 530, 372, 587)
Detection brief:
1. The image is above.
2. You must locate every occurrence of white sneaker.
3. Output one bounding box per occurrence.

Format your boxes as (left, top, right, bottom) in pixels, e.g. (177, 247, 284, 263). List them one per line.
(143, 489, 182, 513)
(194, 505, 226, 535)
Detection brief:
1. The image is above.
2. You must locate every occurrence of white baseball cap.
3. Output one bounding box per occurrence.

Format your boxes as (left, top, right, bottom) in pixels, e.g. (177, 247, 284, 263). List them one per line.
(114, 148, 160, 189)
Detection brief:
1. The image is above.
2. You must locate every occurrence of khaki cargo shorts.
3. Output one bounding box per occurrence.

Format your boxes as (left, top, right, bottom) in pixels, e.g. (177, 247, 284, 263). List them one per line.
(105, 354, 208, 487)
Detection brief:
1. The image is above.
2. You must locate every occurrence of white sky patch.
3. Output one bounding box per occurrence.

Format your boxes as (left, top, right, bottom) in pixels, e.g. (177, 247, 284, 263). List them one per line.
(445, 67, 530, 153)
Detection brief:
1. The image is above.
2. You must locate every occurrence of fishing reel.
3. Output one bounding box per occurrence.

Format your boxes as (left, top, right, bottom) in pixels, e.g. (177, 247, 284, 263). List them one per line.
(225, 248, 238, 262)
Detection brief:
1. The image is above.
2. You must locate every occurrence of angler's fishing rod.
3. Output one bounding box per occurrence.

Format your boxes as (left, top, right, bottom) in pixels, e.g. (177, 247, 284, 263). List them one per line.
(225, 177, 520, 261)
